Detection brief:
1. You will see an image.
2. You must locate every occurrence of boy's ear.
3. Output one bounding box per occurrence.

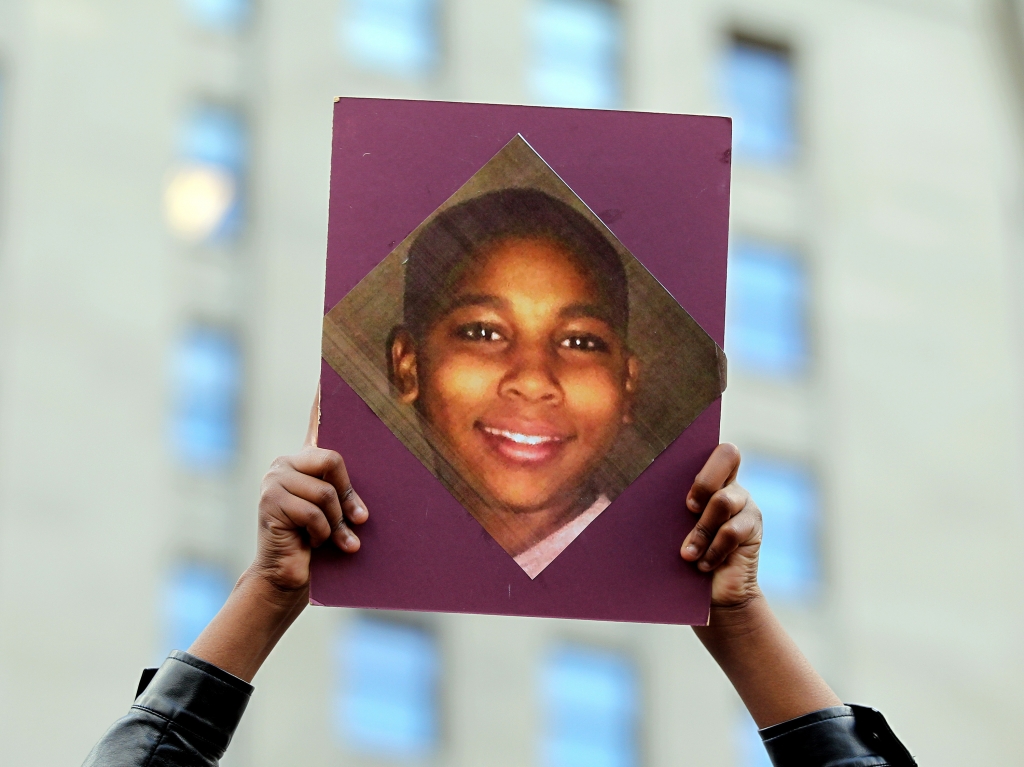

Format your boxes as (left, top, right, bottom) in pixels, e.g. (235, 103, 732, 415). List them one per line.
(389, 328, 420, 404)
(623, 354, 640, 424)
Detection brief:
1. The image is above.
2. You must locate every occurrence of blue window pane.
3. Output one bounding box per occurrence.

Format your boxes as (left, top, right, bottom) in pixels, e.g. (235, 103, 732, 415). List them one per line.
(335, 619, 439, 758)
(163, 562, 232, 656)
(182, 0, 250, 31)
(170, 328, 242, 470)
(739, 456, 820, 601)
(735, 711, 773, 767)
(165, 105, 248, 243)
(342, 0, 439, 78)
(722, 40, 795, 162)
(529, 0, 623, 109)
(180, 105, 248, 175)
(726, 241, 808, 377)
(541, 646, 639, 767)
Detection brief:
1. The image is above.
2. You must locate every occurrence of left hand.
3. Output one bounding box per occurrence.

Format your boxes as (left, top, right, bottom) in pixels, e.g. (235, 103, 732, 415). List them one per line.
(186, 388, 369, 683)
(680, 443, 763, 608)
(252, 389, 369, 595)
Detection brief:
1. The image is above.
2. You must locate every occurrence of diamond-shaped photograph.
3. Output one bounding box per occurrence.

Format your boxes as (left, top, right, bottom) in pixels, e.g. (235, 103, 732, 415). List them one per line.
(323, 134, 725, 578)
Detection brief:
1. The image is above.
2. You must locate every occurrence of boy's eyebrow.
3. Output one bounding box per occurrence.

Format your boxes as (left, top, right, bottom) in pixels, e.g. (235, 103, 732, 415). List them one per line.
(444, 296, 616, 327)
(445, 293, 507, 312)
(559, 302, 614, 325)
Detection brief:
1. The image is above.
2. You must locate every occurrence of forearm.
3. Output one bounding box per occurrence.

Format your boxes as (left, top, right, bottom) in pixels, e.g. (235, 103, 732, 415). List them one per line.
(82, 566, 306, 766)
(693, 592, 841, 728)
(188, 567, 308, 683)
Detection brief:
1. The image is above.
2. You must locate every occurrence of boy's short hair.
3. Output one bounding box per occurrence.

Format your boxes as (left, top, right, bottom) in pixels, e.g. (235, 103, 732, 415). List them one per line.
(401, 188, 629, 341)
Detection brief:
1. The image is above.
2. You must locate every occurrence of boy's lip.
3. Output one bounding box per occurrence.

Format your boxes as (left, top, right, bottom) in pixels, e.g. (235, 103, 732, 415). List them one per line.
(474, 419, 574, 466)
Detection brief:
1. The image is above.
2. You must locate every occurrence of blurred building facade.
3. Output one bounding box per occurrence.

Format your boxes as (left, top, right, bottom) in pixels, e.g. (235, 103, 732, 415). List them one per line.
(1, 0, 1024, 765)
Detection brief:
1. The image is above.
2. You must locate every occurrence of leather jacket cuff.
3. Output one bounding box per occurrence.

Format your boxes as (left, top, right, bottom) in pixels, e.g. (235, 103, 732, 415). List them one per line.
(760, 704, 916, 766)
(133, 650, 254, 755)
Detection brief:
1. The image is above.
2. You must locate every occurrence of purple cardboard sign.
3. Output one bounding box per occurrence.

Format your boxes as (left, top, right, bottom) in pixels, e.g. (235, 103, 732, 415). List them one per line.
(311, 98, 731, 624)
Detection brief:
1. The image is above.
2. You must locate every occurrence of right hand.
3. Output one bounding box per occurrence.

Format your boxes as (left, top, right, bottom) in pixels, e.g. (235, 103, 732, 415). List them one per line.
(252, 389, 369, 594)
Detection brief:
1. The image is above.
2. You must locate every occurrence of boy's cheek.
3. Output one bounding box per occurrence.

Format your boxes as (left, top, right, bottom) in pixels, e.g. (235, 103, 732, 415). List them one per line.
(564, 368, 625, 414)
(564, 373, 628, 446)
(424, 354, 505, 413)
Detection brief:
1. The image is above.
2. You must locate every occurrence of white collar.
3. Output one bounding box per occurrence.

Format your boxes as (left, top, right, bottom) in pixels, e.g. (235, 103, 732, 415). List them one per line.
(513, 495, 611, 579)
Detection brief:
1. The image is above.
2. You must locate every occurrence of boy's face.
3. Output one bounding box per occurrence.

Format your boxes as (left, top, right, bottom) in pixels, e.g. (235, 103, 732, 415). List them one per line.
(392, 236, 638, 514)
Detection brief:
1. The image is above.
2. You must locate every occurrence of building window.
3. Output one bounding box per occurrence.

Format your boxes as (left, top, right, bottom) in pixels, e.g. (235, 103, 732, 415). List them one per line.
(163, 562, 232, 656)
(726, 240, 808, 377)
(341, 0, 440, 79)
(541, 646, 639, 767)
(170, 327, 243, 470)
(738, 455, 820, 601)
(335, 618, 440, 759)
(164, 104, 248, 244)
(722, 37, 795, 162)
(181, 0, 251, 32)
(529, 0, 623, 109)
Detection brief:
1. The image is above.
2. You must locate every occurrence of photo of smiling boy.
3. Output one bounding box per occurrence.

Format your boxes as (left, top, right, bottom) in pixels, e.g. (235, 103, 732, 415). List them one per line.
(389, 189, 638, 576)
(321, 135, 727, 579)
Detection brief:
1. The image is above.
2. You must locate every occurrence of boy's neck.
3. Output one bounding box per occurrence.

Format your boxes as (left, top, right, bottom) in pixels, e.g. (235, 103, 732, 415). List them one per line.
(474, 488, 599, 558)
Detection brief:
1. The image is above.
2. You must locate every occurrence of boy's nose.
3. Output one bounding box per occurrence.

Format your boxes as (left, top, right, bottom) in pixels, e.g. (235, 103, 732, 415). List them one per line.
(499, 345, 563, 404)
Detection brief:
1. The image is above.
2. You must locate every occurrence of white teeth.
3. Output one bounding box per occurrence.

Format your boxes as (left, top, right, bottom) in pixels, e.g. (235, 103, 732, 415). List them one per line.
(483, 427, 557, 445)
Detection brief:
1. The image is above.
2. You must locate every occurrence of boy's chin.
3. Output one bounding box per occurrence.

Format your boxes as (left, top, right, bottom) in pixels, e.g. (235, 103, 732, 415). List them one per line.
(482, 486, 585, 516)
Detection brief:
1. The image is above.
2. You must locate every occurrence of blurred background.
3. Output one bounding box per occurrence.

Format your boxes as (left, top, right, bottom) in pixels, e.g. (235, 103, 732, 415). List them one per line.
(1, 0, 1023, 765)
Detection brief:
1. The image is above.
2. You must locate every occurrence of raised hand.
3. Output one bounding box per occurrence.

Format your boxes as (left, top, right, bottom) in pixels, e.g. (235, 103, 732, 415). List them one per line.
(186, 389, 369, 682)
(253, 389, 370, 593)
(679, 443, 762, 608)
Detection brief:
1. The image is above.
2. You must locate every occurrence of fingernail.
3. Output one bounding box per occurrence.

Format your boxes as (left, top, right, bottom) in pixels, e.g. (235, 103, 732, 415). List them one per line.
(688, 498, 700, 511)
(698, 560, 712, 571)
(684, 544, 699, 558)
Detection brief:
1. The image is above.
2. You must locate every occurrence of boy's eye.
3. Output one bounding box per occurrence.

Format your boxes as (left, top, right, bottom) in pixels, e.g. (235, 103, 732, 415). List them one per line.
(455, 323, 505, 343)
(560, 334, 610, 353)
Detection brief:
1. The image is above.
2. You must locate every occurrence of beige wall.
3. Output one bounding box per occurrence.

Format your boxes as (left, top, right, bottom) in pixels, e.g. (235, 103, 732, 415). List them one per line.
(0, 0, 1022, 765)
(0, 1, 177, 764)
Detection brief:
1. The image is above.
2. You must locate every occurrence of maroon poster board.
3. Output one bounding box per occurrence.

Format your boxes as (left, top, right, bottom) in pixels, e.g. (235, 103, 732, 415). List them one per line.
(311, 98, 731, 624)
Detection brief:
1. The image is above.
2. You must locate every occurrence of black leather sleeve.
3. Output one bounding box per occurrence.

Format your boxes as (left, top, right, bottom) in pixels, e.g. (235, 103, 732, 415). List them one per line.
(81, 650, 253, 767)
(760, 704, 917, 767)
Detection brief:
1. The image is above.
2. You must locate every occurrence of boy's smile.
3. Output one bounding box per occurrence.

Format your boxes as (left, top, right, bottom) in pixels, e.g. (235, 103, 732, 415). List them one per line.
(476, 417, 575, 466)
(390, 235, 638, 549)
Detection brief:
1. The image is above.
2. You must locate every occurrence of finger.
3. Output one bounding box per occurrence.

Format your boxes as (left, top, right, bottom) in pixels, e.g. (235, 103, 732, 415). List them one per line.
(304, 384, 321, 448)
(279, 472, 364, 552)
(291, 446, 346, 483)
(686, 442, 741, 514)
(698, 502, 760, 571)
(276, 494, 333, 548)
(290, 447, 368, 527)
(279, 485, 360, 553)
(333, 517, 361, 553)
(280, 472, 345, 531)
(681, 484, 748, 561)
(340, 486, 369, 526)
(314, 450, 370, 527)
